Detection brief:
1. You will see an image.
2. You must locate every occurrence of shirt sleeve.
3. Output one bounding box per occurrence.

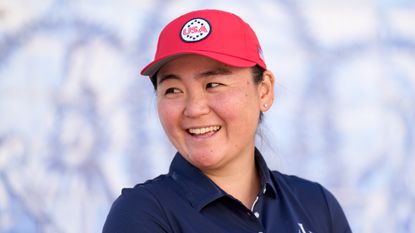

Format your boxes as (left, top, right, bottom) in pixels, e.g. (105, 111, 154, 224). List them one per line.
(102, 186, 172, 233)
(320, 185, 353, 233)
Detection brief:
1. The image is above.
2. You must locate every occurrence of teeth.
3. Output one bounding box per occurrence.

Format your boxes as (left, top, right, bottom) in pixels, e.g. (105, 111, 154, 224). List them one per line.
(188, 126, 220, 135)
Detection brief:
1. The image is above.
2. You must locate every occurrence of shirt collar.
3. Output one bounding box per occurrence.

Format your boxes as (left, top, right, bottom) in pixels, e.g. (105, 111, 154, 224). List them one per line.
(168, 153, 225, 211)
(254, 147, 277, 198)
(168, 148, 277, 211)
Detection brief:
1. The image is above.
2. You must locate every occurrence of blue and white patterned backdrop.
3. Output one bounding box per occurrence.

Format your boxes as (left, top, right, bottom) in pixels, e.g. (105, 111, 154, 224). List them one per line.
(0, 0, 414, 232)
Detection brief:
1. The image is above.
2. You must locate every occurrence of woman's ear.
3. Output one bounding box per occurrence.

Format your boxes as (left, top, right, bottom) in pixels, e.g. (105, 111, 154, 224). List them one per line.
(259, 70, 275, 112)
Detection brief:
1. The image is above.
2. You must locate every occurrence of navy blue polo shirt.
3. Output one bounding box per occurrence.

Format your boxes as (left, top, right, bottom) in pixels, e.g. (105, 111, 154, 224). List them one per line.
(103, 149, 352, 233)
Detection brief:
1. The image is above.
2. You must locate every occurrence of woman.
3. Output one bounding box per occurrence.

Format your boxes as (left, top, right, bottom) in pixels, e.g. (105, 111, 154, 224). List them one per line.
(103, 9, 352, 233)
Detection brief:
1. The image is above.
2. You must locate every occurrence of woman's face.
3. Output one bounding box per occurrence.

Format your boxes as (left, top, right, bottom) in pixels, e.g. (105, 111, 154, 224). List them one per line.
(156, 55, 273, 173)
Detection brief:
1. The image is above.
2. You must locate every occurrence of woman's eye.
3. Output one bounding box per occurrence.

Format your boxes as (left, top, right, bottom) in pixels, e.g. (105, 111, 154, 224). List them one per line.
(206, 83, 221, 89)
(165, 88, 181, 95)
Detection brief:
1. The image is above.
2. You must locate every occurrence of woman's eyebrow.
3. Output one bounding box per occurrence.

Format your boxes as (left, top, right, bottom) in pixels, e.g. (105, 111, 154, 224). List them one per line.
(198, 67, 232, 77)
(157, 74, 180, 85)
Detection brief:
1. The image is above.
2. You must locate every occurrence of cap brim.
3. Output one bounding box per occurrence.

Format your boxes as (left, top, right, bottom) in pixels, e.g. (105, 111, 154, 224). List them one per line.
(140, 51, 257, 76)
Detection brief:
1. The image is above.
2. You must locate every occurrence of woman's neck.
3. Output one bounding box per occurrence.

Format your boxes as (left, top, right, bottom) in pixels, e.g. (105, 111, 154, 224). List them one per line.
(203, 152, 260, 209)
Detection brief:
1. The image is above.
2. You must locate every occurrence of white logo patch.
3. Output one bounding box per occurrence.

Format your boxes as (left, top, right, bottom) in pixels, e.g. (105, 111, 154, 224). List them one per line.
(180, 18, 211, 42)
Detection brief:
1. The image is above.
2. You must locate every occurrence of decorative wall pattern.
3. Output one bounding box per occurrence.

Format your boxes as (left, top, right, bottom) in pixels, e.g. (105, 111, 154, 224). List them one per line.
(0, 0, 414, 232)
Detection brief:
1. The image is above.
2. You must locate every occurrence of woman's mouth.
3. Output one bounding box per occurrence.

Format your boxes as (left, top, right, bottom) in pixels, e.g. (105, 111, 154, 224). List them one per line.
(187, 125, 221, 136)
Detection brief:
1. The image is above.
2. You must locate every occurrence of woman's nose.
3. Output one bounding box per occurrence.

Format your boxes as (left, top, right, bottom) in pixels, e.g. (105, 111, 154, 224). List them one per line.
(183, 93, 210, 118)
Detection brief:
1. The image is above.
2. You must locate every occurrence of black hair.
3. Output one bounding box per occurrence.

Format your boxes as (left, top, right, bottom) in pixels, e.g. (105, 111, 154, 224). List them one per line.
(150, 74, 157, 89)
(251, 65, 265, 84)
(251, 65, 266, 123)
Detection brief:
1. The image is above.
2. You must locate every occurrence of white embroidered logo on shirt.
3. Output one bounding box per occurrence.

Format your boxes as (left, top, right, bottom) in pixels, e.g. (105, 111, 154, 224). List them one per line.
(298, 223, 313, 233)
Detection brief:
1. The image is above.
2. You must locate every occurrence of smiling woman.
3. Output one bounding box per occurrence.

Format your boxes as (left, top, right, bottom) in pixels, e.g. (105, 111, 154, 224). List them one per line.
(155, 55, 274, 207)
(103, 9, 352, 233)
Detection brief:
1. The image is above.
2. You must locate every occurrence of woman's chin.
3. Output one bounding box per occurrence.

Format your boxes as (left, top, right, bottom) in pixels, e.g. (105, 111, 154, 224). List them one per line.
(186, 151, 223, 171)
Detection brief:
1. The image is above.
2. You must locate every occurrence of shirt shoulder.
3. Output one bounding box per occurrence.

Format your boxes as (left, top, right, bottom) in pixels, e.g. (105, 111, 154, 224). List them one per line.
(272, 171, 324, 198)
(271, 171, 352, 233)
(103, 175, 174, 233)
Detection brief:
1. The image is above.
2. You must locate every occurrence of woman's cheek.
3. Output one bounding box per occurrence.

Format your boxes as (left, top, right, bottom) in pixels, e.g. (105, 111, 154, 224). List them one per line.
(158, 101, 179, 128)
(211, 90, 248, 119)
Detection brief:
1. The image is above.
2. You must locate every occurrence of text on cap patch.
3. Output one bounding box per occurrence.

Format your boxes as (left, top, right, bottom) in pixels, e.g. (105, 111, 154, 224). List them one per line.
(180, 18, 211, 42)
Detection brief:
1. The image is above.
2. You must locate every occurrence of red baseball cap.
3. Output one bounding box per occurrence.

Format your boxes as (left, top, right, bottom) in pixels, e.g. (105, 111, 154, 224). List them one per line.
(140, 9, 267, 77)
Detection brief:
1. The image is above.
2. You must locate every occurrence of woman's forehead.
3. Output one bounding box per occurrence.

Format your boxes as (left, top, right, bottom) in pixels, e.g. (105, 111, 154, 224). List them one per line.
(157, 55, 237, 80)
(159, 54, 225, 72)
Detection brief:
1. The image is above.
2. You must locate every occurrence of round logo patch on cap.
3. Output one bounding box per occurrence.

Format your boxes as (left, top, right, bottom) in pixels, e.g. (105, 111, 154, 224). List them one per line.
(180, 18, 211, 42)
